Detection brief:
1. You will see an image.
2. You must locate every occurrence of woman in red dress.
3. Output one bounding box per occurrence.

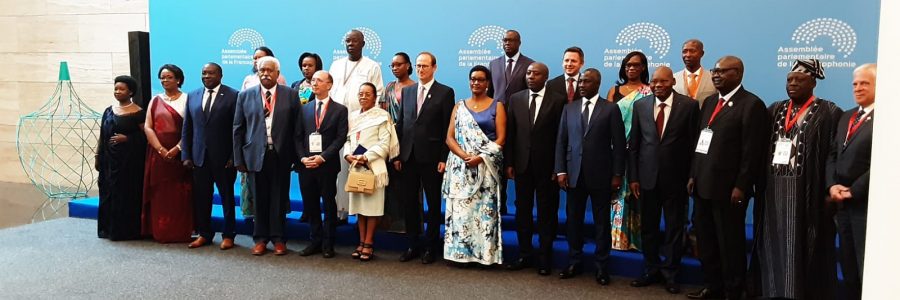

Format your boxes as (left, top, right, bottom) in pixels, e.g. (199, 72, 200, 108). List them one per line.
(142, 64, 193, 243)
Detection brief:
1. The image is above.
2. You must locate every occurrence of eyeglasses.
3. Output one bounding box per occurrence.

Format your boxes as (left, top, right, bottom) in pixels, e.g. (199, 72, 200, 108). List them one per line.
(389, 63, 408, 68)
(415, 64, 432, 69)
(470, 78, 488, 83)
(710, 67, 738, 75)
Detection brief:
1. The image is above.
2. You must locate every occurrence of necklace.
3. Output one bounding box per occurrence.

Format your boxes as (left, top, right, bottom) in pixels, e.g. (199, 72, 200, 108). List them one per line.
(118, 101, 134, 108)
(164, 91, 182, 101)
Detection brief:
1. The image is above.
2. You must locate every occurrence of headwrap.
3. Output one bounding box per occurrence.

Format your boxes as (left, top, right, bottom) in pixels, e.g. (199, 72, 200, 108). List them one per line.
(790, 59, 826, 80)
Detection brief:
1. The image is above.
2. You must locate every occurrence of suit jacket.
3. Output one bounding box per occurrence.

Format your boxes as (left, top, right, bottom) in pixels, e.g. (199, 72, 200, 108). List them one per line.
(232, 84, 299, 172)
(397, 81, 455, 164)
(554, 96, 626, 188)
(546, 74, 582, 103)
(294, 98, 349, 174)
(826, 108, 873, 204)
(673, 68, 717, 107)
(505, 87, 566, 176)
(489, 54, 535, 104)
(627, 92, 699, 190)
(182, 84, 238, 167)
(690, 86, 769, 200)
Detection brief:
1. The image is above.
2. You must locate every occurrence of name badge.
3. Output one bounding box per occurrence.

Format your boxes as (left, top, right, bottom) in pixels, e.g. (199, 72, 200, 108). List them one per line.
(695, 129, 713, 154)
(772, 137, 792, 165)
(309, 133, 323, 153)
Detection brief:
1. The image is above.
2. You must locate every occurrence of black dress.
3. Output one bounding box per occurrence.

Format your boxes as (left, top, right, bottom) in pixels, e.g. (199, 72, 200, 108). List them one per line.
(96, 106, 147, 240)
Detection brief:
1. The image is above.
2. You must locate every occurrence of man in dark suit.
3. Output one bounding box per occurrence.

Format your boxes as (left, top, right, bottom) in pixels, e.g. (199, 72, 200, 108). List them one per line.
(183, 63, 239, 250)
(504, 62, 566, 275)
(489, 29, 535, 216)
(395, 52, 455, 264)
(295, 70, 348, 258)
(554, 68, 626, 285)
(686, 56, 768, 299)
(546, 46, 584, 103)
(827, 63, 876, 300)
(233, 56, 299, 256)
(627, 66, 699, 294)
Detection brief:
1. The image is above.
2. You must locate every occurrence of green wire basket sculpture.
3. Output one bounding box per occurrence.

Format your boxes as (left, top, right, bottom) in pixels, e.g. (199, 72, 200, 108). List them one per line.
(17, 62, 102, 222)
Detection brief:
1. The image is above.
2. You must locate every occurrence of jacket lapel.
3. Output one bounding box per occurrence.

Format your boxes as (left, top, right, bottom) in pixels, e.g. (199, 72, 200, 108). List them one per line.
(844, 113, 874, 150)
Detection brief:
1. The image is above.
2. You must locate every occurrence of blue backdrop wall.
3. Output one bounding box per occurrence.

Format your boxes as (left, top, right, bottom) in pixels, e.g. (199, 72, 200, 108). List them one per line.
(149, 0, 880, 109)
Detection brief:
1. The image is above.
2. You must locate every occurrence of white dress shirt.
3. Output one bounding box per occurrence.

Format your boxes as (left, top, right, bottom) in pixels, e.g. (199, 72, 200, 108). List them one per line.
(261, 85, 277, 145)
(203, 84, 221, 112)
(654, 92, 674, 135)
(529, 87, 546, 123)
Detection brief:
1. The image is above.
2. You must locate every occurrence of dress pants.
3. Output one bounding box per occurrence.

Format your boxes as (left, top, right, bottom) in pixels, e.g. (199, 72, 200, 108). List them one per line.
(693, 195, 747, 297)
(836, 202, 867, 300)
(251, 148, 290, 244)
(300, 166, 339, 249)
(401, 152, 444, 253)
(192, 153, 237, 240)
(639, 183, 687, 281)
(513, 164, 559, 268)
(565, 173, 612, 271)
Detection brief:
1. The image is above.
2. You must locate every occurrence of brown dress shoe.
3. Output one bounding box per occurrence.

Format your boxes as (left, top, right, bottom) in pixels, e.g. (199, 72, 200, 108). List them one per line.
(220, 238, 234, 250)
(274, 242, 287, 255)
(251, 242, 267, 256)
(188, 237, 210, 249)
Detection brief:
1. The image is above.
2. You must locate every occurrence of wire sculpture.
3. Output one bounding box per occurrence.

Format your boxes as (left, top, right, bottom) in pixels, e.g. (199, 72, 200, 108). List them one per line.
(17, 62, 102, 222)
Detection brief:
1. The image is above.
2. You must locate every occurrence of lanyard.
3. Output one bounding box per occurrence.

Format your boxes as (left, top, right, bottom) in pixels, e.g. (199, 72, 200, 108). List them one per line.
(315, 100, 330, 131)
(846, 109, 873, 142)
(784, 95, 815, 133)
(343, 60, 361, 87)
(707, 98, 729, 127)
(683, 70, 702, 98)
(262, 87, 278, 114)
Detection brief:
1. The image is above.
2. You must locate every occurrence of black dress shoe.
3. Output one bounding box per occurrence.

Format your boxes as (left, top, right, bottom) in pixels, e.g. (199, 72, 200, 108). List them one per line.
(686, 288, 725, 299)
(595, 271, 611, 285)
(398, 248, 420, 262)
(630, 272, 661, 287)
(298, 244, 322, 256)
(421, 250, 436, 264)
(665, 282, 681, 294)
(505, 258, 530, 271)
(537, 268, 551, 276)
(558, 265, 582, 279)
(322, 247, 336, 258)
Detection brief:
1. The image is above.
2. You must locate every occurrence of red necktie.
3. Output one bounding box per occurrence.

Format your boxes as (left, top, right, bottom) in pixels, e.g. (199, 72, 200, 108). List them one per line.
(656, 103, 667, 138)
(566, 77, 575, 103)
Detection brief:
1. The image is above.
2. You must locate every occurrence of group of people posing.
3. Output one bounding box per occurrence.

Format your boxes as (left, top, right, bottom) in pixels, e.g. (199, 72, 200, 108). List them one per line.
(94, 29, 873, 300)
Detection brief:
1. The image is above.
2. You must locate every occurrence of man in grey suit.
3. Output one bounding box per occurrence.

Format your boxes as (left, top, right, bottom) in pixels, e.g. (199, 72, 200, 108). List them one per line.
(627, 66, 699, 294)
(233, 56, 299, 256)
(673, 39, 716, 107)
(489, 29, 534, 215)
(555, 68, 626, 285)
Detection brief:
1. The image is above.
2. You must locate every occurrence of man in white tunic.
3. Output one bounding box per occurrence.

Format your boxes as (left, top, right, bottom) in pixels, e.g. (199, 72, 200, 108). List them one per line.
(329, 29, 384, 220)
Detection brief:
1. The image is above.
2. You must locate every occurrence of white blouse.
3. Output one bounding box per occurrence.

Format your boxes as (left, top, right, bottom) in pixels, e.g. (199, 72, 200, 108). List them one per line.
(157, 92, 187, 117)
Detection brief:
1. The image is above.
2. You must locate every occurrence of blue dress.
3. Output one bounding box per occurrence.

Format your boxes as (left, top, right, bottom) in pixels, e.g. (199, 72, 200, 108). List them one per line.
(442, 100, 503, 265)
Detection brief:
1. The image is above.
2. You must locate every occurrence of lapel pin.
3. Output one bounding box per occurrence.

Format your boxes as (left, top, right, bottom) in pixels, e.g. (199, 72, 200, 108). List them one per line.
(728, 102, 733, 107)
(428, 94, 432, 99)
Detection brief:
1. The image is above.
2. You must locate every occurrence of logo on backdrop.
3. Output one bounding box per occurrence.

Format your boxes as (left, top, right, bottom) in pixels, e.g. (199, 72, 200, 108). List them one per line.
(221, 28, 266, 67)
(332, 27, 383, 62)
(603, 22, 671, 69)
(458, 25, 506, 68)
(777, 18, 858, 69)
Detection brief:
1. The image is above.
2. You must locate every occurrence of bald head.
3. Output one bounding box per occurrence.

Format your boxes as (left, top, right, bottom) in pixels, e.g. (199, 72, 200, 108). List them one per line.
(526, 62, 549, 91)
(651, 66, 676, 100)
(712, 56, 744, 93)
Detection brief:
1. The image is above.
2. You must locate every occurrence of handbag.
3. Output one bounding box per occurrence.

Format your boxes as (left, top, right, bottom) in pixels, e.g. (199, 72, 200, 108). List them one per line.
(345, 159, 376, 194)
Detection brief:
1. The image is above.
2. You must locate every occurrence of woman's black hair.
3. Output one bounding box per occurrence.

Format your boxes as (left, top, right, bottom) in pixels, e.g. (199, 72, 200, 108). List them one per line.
(114, 75, 138, 96)
(616, 51, 649, 86)
(469, 65, 494, 98)
(395, 52, 413, 75)
(157, 64, 184, 88)
(298, 52, 324, 72)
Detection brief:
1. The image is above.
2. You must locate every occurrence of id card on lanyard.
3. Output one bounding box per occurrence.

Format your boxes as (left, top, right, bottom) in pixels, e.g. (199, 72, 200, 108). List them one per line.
(773, 138, 792, 165)
(309, 100, 329, 153)
(695, 98, 728, 154)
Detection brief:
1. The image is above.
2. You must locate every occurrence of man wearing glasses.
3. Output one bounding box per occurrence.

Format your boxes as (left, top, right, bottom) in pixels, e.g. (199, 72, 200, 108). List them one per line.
(686, 56, 769, 299)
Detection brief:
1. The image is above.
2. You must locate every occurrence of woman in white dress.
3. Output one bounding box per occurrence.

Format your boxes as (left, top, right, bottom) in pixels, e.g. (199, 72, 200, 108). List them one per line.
(344, 82, 399, 261)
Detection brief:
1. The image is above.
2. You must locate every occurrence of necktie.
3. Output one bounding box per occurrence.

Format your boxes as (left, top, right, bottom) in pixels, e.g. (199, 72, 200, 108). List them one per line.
(566, 77, 576, 103)
(529, 93, 538, 125)
(264, 90, 272, 117)
(315, 100, 323, 125)
(506, 58, 514, 79)
(416, 86, 426, 115)
(582, 101, 591, 130)
(853, 107, 865, 125)
(203, 89, 214, 116)
(688, 74, 698, 98)
(656, 103, 667, 138)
